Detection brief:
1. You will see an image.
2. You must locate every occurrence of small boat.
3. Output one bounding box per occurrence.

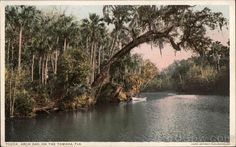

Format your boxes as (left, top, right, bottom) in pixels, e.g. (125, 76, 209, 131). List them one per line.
(132, 97, 147, 102)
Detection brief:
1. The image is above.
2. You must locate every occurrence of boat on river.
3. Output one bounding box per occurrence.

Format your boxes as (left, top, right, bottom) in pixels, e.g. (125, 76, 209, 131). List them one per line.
(132, 97, 147, 102)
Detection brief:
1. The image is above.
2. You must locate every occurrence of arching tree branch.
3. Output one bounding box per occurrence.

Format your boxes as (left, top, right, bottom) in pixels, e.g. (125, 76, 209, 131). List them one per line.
(91, 26, 173, 93)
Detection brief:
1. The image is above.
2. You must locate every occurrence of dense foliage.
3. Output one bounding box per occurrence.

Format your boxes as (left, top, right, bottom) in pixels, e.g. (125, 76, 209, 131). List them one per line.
(5, 5, 228, 117)
(144, 41, 229, 95)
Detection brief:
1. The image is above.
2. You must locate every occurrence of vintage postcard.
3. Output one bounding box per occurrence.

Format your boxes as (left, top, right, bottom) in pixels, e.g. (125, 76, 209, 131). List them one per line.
(0, 0, 235, 146)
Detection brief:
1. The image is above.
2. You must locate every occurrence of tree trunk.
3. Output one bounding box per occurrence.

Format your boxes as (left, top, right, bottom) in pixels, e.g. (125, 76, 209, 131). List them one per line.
(7, 40, 10, 65)
(39, 56, 42, 83)
(31, 54, 35, 81)
(55, 37, 59, 75)
(11, 44, 14, 62)
(86, 37, 89, 54)
(10, 67, 16, 118)
(108, 38, 114, 57)
(102, 46, 104, 63)
(41, 55, 44, 84)
(90, 42, 95, 84)
(9, 67, 13, 117)
(45, 55, 48, 85)
(92, 31, 153, 89)
(63, 38, 67, 52)
(216, 55, 220, 72)
(18, 27, 23, 73)
(110, 36, 117, 57)
(51, 54, 55, 75)
(98, 46, 101, 74)
(92, 43, 97, 82)
(55, 50, 58, 75)
(51, 50, 58, 75)
(12, 85, 16, 116)
(90, 41, 94, 63)
(179, 73, 183, 83)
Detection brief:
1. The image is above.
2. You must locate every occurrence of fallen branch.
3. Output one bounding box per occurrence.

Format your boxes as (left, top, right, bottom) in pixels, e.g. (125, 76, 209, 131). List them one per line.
(33, 104, 58, 114)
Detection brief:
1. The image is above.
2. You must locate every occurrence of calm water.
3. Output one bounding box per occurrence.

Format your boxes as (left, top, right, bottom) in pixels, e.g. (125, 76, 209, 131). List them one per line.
(6, 92, 229, 142)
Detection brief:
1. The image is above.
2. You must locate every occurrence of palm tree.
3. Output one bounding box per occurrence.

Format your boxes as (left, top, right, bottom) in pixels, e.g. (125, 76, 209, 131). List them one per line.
(5, 6, 41, 117)
(80, 13, 106, 84)
(56, 14, 75, 52)
(6, 6, 39, 73)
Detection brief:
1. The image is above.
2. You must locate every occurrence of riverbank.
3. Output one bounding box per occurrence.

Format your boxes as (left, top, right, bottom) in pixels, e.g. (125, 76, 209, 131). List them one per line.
(7, 89, 229, 119)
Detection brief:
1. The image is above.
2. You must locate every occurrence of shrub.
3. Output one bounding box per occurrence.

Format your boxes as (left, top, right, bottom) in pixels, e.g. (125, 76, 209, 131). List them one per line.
(64, 84, 90, 99)
(15, 90, 35, 116)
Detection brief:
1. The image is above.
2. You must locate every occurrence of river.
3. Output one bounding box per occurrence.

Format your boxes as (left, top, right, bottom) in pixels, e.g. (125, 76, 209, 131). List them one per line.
(6, 92, 229, 142)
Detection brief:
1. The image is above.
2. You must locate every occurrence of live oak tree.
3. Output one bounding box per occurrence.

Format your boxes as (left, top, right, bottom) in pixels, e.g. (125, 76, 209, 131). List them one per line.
(91, 5, 227, 99)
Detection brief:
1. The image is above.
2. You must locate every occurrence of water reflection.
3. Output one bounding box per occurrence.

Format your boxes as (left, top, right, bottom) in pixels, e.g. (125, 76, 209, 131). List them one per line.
(6, 92, 229, 142)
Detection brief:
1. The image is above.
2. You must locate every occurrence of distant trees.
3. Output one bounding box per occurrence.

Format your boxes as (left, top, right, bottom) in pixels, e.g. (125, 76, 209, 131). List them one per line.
(110, 53, 158, 92)
(206, 41, 229, 71)
(144, 41, 229, 95)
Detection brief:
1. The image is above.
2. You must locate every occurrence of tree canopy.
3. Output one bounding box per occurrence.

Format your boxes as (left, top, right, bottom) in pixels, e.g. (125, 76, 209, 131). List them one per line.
(92, 5, 227, 89)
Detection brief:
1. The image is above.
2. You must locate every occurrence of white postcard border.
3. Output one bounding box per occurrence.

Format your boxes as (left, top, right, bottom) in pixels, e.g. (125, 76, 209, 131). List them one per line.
(0, 0, 235, 146)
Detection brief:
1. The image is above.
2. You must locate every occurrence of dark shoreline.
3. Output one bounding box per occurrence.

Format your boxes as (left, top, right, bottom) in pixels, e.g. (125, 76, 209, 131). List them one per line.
(6, 91, 229, 119)
(142, 90, 229, 96)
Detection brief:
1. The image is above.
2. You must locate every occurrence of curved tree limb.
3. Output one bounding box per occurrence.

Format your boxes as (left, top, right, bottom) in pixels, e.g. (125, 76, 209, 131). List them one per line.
(91, 26, 173, 98)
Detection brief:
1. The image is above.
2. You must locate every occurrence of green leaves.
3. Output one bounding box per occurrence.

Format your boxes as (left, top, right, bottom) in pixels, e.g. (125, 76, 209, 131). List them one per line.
(206, 41, 229, 70)
(58, 48, 91, 86)
(15, 90, 35, 116)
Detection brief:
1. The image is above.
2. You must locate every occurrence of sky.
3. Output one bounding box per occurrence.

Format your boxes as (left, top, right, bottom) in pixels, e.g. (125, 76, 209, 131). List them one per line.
(131, 27, 229, 70)
(38, 5, 229, 70)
